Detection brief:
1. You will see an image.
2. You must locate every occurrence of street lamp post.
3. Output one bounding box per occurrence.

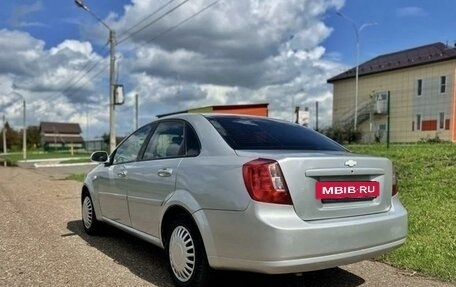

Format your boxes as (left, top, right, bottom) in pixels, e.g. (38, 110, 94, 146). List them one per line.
(2, 114, 6, 166)
(2, 115, 6, 154)
(337, 12, 376, 130)
(9, 92, 27, 160)
(75, 0, 117, 153)
(22, 98, 26, 160)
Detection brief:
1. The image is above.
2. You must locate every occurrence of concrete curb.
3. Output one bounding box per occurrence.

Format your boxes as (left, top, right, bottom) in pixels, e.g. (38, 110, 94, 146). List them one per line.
(34, 162, 98, 168)
(18, 157, 87, 163)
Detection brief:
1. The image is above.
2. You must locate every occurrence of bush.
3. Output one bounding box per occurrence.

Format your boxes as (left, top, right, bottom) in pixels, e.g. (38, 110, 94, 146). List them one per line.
(419, 135, 446, 144)
(320, 125, 363, 144)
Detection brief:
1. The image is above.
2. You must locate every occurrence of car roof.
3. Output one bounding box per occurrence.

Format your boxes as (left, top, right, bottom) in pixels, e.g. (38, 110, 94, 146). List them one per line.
(157, 113, 274, 122)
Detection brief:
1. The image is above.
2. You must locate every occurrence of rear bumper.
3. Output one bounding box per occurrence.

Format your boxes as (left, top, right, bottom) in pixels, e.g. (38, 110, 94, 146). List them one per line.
(194, 197, 407, 274)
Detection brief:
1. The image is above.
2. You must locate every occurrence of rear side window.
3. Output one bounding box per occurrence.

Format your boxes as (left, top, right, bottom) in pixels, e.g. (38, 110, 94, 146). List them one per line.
(142, 121, 184, 160)
(140, 121, 201, 160)
(206, 116, 345, 151)
(185, 123, 201, 156)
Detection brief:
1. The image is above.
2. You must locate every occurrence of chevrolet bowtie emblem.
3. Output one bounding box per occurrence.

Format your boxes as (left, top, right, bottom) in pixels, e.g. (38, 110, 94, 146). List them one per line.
(345, 160, 357, 167)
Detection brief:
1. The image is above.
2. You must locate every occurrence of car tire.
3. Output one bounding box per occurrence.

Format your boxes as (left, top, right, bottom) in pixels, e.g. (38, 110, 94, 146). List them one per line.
(166, 216, 212, 287)
(81, 193, 102, 235)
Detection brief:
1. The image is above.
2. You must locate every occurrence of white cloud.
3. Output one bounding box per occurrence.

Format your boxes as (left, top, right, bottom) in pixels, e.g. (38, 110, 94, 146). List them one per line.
(1, 0, 346, 138)
(8, 1, 44, 28)
(396, 6, 427, 18)
(50, 40, 93, 56)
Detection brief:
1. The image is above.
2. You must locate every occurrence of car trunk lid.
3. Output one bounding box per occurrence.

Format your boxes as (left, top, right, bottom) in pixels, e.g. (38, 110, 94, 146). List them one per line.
(236, 150, 393, 221)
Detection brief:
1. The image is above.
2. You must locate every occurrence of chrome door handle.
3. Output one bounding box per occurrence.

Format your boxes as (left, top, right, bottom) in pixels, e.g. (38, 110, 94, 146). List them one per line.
(157, 168, 173, 177)
(117, 170, 127, 177)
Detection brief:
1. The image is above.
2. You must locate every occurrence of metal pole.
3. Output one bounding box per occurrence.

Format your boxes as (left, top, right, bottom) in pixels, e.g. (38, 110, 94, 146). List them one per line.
(294, 106, 300, 124)
(354, 33, 359, 130)
(387, 91, 391, 149)
(134, 94, 139, 130)
(109, 30, 116, 153)
(2, 114, 6, 167)
(23, 99, 26, 160)
(291, 94, 295, 122)
(336, 12, 376, 131)
(86, 104, 89, 139)
(74, 1, 116, 153)
(315, 101, 319, 131)
(2, 115, 6, 153)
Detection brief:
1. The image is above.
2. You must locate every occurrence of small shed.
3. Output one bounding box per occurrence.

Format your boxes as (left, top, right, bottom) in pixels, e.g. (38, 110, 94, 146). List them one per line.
(39, 122, 84, 151)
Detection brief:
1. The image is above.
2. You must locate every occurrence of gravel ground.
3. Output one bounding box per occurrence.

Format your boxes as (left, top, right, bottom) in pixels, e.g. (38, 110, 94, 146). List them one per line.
(0, 167, 454, 287)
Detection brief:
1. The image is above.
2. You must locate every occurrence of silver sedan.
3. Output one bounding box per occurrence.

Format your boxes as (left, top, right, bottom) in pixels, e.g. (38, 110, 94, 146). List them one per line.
(81, 113, 408, 287)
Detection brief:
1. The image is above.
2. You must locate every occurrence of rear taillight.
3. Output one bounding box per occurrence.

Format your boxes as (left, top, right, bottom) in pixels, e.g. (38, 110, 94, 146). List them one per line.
(242, 159, 293, 205)
(392, 166, 398, 196)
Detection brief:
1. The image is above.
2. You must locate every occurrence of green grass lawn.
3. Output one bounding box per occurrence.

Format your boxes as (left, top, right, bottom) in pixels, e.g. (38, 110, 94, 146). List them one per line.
(348, 143, 456, 282)
(0, 151, 91, 166)
(64, 173, 86, 182)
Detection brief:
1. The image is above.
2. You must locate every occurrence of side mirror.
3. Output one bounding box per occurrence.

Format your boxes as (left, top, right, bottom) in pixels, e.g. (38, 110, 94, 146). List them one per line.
(90, 151, 108, 163)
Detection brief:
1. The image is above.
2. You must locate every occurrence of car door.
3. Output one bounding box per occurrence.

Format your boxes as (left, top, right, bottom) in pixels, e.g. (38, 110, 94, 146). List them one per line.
(97, 124, 152, 226)
(127, 120, 187, 237)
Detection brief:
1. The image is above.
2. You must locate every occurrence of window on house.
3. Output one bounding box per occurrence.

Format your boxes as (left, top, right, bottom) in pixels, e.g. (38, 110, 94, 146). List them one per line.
(440, 112, 445, 129)
(416, 114, 421, 130)
(417, 79, 423, 96)
(440, 76, 447, 93)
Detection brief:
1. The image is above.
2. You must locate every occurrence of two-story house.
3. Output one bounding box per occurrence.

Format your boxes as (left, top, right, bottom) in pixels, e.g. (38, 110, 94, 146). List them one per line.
(328, 42, 456, 143)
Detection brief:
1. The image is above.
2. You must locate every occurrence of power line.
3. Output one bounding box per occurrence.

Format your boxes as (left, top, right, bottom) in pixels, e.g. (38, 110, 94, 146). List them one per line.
(61, 55, 108, 96)
(58, 0, 189, 101)
(118, 0, 179, 38)
(51, 0, 220, 117)
(117, 0, 190, 45)
(59, 45, 109, 95)
(47, 61, 109, 105)
(139, 0, 221, 45)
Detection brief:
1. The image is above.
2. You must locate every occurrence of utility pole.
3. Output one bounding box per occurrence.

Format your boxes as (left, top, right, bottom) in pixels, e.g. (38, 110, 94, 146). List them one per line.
(2, 114, 6, 167)
(134, 94, 139, 130)
(75, 0, 117, 153)
(86, 104, 89, 140)
(2, 114, 6, 153)
(315, 101, 319, 131)
(23, 99, 26, 160)
(109, 30, 116, 152)
(10, 92, 27, 160)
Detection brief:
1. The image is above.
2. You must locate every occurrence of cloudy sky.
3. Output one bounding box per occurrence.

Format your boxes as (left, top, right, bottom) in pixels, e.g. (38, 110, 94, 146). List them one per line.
(1, 0, 456, 139)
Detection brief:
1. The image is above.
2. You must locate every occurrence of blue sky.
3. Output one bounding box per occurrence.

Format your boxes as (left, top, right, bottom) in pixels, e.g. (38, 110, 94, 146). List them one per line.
(1, 0, 456, 138)
(324, 0, 456, 65)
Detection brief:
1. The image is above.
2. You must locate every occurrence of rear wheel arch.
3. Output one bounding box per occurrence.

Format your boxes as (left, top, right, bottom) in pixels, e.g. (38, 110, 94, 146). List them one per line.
(162, 205, 213, 287)
(161, 205, 196, 246)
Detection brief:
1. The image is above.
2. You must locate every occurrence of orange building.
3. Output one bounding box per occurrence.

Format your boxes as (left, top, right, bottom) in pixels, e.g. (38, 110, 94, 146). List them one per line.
(157, 103, 269, 118)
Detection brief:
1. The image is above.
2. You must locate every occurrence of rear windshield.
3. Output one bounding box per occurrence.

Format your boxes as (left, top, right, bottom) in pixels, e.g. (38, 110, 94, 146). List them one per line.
(206, 115, 346, 151)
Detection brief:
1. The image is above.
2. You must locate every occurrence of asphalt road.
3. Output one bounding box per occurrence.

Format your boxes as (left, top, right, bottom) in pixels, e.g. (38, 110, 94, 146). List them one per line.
(0, 166, 454, 287)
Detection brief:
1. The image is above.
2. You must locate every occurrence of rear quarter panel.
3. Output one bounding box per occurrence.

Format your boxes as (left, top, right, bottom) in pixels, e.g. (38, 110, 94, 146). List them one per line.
(175, 156, 252, 211)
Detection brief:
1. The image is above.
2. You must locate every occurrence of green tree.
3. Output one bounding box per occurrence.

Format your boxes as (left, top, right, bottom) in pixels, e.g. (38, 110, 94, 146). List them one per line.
(0, 122, 20, 152)
(26, 126, 41, 149)
(101, 133, 109, 145)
